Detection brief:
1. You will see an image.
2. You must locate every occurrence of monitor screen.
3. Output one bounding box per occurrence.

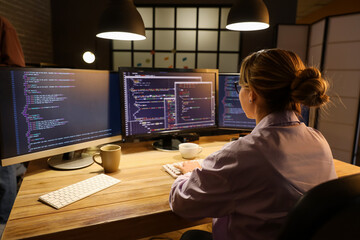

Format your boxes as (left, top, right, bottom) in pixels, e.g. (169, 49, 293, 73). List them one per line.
(300, 105, 310, 126)
(218, 73, 256, 130)
(218, 73, 310, 130)
(120, 68, 217, 150)
(0, 68, 122, 168)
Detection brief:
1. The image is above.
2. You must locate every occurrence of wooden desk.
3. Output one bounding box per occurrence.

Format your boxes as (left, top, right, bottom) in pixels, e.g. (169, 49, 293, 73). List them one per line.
(2, 135, 360, 240)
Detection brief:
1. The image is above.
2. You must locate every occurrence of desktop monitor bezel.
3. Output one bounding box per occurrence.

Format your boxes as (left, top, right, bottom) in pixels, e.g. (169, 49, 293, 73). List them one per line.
(119, 67, 219, 144)
(0, 67, 122, 167)
(1, 136, 122, 166)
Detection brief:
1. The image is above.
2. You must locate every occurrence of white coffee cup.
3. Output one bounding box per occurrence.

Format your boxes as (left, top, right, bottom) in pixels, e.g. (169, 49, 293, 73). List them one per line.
(179, 143, 202, 159)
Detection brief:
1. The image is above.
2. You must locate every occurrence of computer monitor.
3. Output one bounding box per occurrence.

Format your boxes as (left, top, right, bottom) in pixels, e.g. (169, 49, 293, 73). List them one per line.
(120, 68, 217, 150)
(0, 68, 122, 169)
(300, 105, 310, 126)
(218, 73, 310, 130)
(218, 73, 256, 131)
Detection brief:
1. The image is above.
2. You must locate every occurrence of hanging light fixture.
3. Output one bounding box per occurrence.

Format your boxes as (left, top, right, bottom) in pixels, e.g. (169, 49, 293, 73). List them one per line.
(226, 0, 269, 31)
(96, 0, 146, 41)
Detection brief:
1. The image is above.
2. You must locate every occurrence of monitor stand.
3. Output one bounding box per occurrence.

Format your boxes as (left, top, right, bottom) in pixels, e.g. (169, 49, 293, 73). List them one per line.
(47, 150, 94, 170)
(152, 135, 182, 151)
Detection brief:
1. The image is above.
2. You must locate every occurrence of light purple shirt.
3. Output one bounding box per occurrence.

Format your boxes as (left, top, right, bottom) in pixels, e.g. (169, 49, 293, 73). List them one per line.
(169, 111, 337, 240)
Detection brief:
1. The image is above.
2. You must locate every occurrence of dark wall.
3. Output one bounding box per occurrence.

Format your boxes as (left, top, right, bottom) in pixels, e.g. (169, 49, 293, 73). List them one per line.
(240, 0, 297, 59)
(52, 0, 297, 70)
(51, 0, 111, 69)
(0, 0, 53, 65)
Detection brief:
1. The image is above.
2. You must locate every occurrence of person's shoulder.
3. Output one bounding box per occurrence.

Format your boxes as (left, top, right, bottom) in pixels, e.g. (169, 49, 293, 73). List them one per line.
(303, 125, 329, 142)
(217, 133, 267, 162)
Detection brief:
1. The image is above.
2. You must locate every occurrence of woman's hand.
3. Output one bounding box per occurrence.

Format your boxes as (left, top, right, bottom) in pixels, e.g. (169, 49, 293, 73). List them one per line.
(175, 161, 201, 174)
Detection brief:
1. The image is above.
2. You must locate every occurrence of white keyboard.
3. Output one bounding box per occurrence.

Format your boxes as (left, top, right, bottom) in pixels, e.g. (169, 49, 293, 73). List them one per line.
(163, 159, 203, 178)
(39, 174, 121, 209)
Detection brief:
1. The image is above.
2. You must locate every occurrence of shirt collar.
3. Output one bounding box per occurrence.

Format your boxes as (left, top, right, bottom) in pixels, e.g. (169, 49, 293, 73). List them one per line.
(252, 111, 301, 132)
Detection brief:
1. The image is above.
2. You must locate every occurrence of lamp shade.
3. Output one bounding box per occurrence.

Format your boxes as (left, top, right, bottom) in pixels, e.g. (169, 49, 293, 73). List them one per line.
(96, 0, 146, 41)
(226, 0, 269, 31)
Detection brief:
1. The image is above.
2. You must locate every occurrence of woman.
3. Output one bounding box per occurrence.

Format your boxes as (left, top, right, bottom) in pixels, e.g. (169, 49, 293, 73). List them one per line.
(169, 49, 337, 240)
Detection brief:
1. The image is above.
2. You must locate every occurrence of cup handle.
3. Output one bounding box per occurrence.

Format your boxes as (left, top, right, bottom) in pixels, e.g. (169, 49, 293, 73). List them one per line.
(198, 146, 203, 154)
(93, 153, 102, 166)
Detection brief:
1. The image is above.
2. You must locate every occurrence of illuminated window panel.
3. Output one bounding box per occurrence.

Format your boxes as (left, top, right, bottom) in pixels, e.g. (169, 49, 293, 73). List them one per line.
(177, 8, 197, 28)
(155, 7, 175, 28)
(219, 53, 238, 73)
(155, 52, 174, 68)
(113, 40, 131, 50)
(155, 30, 174, 50)
(138, 7, 153, 28)
(113, 52, 131, 71)
(134, 30, 153, 50)
(220, 8, 231, 29)
(197, 53, 217, 69)
(199, 8, 219, 29)
(111, 6, 242, 72)
(176, 30, 196, 51)
(134, 52, 153, 68)
(220, 31, 240, 51)
(198, 31, 218, 51)
(176, 53, 195, 69)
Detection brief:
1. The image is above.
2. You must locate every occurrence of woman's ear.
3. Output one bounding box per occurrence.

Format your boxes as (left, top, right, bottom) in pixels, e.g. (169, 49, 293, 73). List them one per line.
(249, 89, 257, 103)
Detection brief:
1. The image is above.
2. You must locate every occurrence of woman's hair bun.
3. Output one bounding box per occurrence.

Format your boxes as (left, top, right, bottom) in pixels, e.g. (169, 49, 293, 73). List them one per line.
(291, 67, 330, 107)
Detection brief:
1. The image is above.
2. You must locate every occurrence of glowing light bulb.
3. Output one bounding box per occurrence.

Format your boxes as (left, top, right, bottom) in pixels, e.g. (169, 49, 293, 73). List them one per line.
(83, 51, 96, 64)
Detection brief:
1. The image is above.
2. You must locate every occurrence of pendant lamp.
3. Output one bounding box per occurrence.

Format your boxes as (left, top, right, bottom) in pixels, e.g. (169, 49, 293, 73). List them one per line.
(96, 0, 146, 41)
(226, 0, 269, 31)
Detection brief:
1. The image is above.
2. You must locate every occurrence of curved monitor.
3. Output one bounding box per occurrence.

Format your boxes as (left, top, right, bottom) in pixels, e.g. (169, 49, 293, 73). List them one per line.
(120, 68, 218, 150)
(0, 68, 122, 169)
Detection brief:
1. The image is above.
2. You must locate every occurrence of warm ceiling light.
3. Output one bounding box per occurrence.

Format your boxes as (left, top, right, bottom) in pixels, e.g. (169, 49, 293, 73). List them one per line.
(96, 0, 146, 41)
(226, 0, 270, 31)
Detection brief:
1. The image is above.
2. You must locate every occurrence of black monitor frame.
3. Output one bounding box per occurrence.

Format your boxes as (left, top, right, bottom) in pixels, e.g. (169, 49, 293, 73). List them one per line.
(0, 67, 122, 168)
(119, 67, 218, 150)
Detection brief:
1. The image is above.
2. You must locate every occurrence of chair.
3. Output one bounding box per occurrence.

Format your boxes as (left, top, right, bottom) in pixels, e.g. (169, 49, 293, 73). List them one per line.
(277, 173, 360, 240)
